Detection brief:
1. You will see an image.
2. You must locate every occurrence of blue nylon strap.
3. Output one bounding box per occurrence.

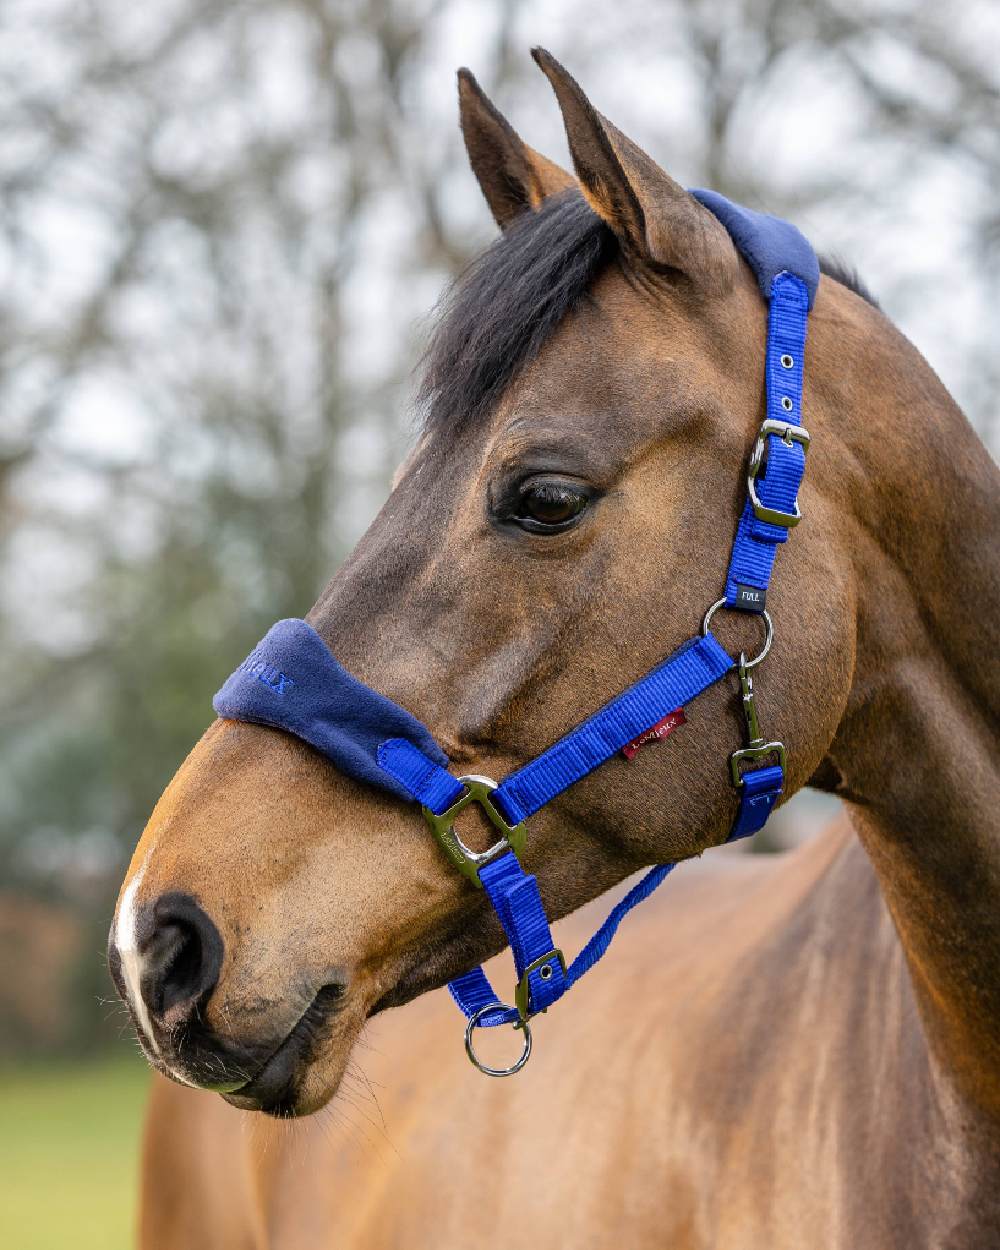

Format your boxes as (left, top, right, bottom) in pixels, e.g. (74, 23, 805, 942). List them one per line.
(446, 860, 678, 1026)
(448, 762, 784, 1027)
(728, 763, 784, 841)
(563, 861, 675, 988)
(445, 852, 567, 1025)
(448, 967, 513, 1025)
(688, 189, 815, 614)
(724, 272, 810, 608)
(493, 632, 735, 826)
(376, 737, 466, 813)
(377, 632, 735, 827)
(379, 630, 737, 1024)
(750, 274, 810, 543)
(479, 855, 566, 1010)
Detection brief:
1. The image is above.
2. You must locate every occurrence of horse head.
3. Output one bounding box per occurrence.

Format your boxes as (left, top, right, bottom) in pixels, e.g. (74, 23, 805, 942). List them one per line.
(109, 51, 857, 1116)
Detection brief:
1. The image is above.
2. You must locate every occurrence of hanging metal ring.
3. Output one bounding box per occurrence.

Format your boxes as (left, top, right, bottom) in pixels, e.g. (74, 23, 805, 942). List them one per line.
(464, 1002, 533, 1077)
(701, 598, 774, 669)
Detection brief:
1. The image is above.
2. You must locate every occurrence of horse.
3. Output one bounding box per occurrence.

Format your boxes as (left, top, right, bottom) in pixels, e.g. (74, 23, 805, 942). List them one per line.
(109, 50, 1000, 1248)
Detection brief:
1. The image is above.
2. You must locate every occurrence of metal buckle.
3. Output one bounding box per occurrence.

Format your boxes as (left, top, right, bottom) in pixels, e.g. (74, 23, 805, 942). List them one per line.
(421, 775, 527, 888)
(747, 418, 810, 528)
(729, 653, 786, 786)
(514, 948, 567, 1021)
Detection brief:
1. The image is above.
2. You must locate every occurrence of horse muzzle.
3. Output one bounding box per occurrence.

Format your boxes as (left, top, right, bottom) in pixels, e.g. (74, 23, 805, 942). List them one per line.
(108, 888, 346, 1114)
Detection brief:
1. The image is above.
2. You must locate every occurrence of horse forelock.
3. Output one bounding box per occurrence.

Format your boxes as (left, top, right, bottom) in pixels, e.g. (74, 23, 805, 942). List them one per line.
(418, 190, 616, 441)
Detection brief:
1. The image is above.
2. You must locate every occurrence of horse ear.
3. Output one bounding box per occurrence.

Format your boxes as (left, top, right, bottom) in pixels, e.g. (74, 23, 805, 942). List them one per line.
(458, 68, 576, 229)
(532, 48, 736, 286)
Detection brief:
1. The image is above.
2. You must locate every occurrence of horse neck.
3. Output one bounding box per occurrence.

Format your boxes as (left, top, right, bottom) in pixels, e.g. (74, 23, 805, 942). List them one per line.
(816, 296, 1000, 1118)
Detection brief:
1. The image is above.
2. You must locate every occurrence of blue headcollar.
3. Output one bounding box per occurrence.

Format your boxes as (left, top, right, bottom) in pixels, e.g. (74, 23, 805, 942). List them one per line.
(213, 192, 816, 1075)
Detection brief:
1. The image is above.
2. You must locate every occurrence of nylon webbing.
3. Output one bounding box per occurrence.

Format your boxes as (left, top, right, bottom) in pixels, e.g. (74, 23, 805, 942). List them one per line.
(724, 272, 810, 608)
(442, 759, 783, 1026)
(493, 632, 733, 825)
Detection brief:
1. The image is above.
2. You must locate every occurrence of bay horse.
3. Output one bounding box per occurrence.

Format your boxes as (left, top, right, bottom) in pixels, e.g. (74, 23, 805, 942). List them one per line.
(110, 51, 1000, 1248)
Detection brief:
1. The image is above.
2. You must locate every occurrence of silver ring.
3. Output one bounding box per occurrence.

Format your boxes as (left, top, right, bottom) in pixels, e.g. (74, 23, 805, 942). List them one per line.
(464, 1002, 532, 1077)
(701, 598, 773, 669)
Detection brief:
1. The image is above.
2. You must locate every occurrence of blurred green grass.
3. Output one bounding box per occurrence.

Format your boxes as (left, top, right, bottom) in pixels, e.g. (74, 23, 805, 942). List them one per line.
(0, 1056, 149, 1250)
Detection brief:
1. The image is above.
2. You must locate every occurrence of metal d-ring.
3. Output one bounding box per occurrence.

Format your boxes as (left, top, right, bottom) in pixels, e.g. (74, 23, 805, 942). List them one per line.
(701, 598, 773, 669)
(464, 1002, 533, 1078)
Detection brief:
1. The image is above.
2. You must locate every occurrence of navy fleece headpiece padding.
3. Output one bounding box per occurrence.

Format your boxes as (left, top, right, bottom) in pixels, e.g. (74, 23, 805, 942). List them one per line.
(212, 619, 449, 802)
(691, 189, 819, 309)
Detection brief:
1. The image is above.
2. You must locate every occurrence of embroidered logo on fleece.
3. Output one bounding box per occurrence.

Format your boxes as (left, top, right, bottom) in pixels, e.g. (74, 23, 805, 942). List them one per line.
(621, 709, 686, 760)
(239, 652, 295, 696)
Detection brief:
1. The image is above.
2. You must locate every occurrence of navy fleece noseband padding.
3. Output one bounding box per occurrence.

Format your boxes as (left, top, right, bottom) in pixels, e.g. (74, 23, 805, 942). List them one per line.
(691, 189, 819, 308)
(212, 618, 449, 802)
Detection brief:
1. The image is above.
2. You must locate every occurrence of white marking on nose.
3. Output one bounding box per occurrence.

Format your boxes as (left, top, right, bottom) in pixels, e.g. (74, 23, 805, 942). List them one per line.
(115, 855, 160, 1056)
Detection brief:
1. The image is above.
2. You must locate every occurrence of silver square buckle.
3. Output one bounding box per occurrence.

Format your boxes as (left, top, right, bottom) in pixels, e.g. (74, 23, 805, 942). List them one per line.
(421, 775, 527, 887)
(747, 418, 810, 528)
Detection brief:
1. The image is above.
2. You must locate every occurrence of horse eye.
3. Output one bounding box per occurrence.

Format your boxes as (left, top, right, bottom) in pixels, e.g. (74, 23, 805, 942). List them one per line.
(515, 481, 589, 532)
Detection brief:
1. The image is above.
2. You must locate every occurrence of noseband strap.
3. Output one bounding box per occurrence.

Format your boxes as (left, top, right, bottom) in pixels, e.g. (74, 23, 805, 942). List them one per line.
(375, 631, 733, 826)
(213, 192, 817, 1075)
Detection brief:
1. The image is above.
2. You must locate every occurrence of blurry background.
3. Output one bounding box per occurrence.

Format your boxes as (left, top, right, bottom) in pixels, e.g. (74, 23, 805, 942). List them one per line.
(0, 1, 997, 1245)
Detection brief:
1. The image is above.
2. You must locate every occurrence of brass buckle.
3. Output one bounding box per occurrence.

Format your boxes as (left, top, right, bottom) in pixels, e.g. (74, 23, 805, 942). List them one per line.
(421, 775, 527, 888)
(747, 418, 810, 528)
(514, 948, 567, 1021)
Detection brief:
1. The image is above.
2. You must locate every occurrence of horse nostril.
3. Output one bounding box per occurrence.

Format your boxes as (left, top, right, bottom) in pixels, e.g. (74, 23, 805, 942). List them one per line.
(139, 893, 224, 1025)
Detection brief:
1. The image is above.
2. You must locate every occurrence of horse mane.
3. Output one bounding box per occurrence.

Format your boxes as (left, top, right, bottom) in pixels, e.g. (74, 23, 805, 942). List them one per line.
(816, 254, 880, 309)
(419, 188, 876, 437)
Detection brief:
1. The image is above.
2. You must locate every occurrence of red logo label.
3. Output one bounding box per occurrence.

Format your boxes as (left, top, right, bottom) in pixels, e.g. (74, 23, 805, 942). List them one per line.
(621, 709, 686, 760)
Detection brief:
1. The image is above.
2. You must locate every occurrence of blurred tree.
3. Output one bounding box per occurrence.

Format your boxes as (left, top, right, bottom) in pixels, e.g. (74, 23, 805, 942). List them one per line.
(0, 0, 996, 1054)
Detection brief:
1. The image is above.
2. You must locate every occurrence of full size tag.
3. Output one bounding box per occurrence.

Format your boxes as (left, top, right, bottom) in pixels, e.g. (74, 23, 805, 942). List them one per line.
(735, 584, 766, 612)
